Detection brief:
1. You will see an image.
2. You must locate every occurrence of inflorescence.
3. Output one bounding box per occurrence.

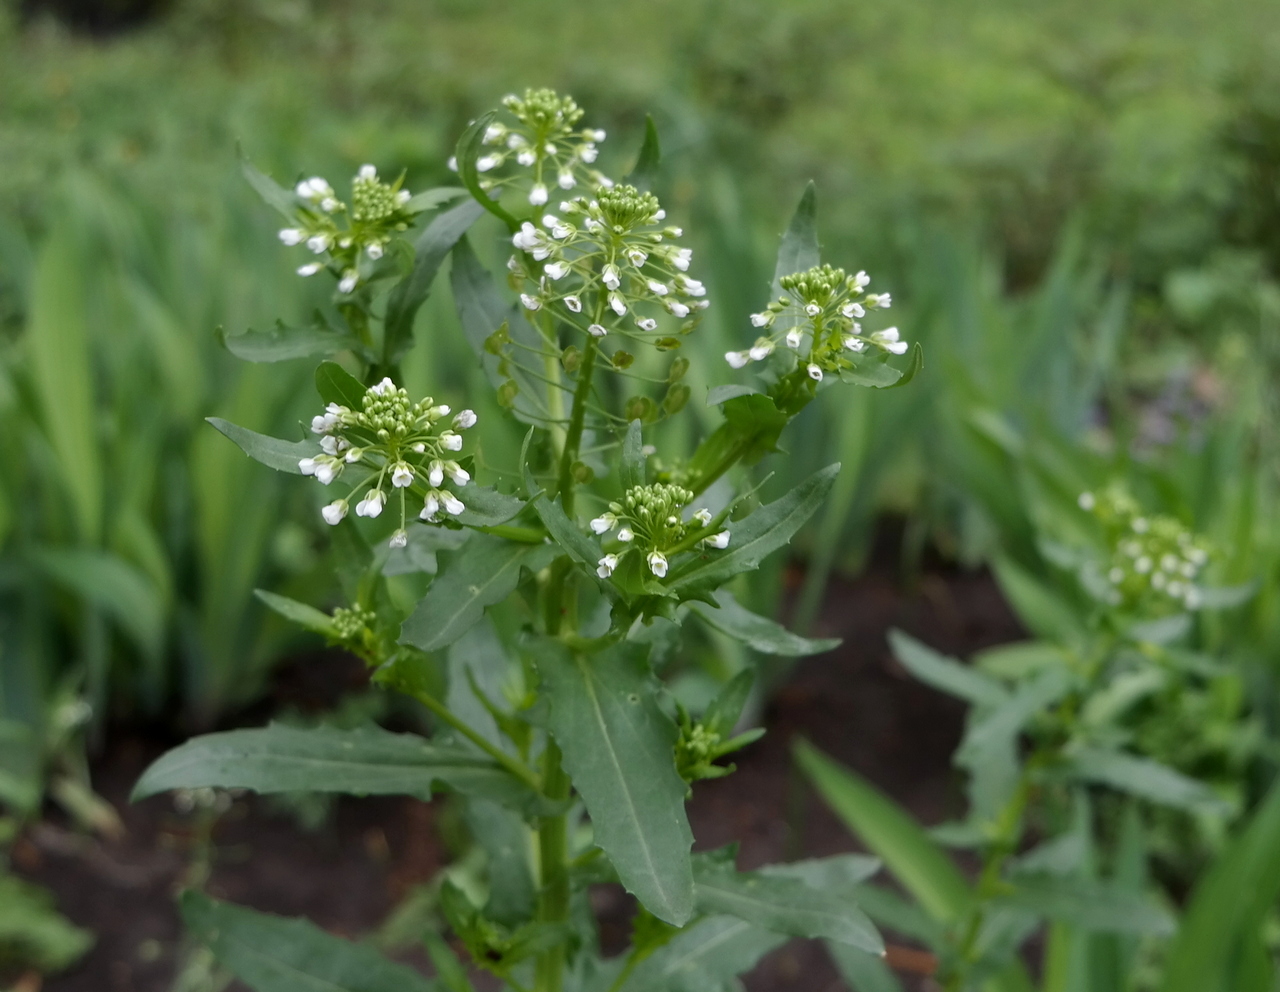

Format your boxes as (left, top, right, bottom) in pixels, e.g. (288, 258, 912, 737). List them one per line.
(726, 263, 902, 381)
(299, 377, 478, 547)
(590, 483, 729, 579)
(450, 88, 612, 206)
(511, 183, 708, 340)
(278, 165, 417, 294)
(1078, 488, 1211, 611)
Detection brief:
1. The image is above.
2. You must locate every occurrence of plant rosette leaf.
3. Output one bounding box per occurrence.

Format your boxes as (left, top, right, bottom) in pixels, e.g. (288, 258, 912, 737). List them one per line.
(688, 590, 840, 656)
(207, 418, 315, 474)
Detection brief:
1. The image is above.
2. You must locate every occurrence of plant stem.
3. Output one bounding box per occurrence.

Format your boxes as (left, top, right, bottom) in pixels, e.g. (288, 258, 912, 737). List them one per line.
(408, 688, 540, 792)
(535, 737, 572, 992)
(558, 334, 600, 515)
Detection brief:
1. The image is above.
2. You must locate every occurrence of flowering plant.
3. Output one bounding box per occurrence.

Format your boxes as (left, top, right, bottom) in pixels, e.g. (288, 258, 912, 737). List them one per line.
(135, 90, 919, 992)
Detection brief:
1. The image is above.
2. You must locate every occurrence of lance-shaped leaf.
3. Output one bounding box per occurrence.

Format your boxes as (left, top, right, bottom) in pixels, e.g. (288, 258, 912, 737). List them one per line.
(132, 723, 535, 812)
(221, 318, 356, 364)
(692, 853, 883, 952)
(255, 589, 337, 636)
(239, 150, 299, 221)
(624, 115, 662, 193)
(454, 113, 520, 230)
(316, 360, 367, 409)
(995, 875, 1174, 936)
(181, 890, 438, 992)
(705, 384, 762, 407)
(1062, 748, 1230, 813)
(689, 589, 839, 656)
(400, 534, 557, 652)
(383, 198, 486, 364)
(666, 463, 839, 599)
(888, 630, 1008, 707)
(620, 419, 646, 490)
(618, 915, 787, 992)
(453, 485, 527, 528)
(772, 181, 819, 295)
(534, 640, 695, 925)
(521, 462, 601, 569)
(207, 417, 313, 474)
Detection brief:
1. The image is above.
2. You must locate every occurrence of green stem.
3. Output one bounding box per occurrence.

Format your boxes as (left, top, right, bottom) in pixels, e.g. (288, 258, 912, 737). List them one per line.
(408, 688, 541, 792)
(535, 737, 572, 992)
(558, 334, 600, 515)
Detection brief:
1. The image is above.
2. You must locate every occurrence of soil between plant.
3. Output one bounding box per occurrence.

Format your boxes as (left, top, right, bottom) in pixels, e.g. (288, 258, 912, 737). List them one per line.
(16, 547, 1023, 992)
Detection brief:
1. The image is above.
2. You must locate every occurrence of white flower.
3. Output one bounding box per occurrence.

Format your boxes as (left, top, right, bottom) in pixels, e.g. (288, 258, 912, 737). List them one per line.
(482, 124, 505, 144)
(1077, 492, 1096, 511)
(448, 464, 470, 486)
(602, 264, 621, 290)
(389, 529, 408, 549)
(707, 531, 730, 549)
(692, 508, 712, 526)
(840, 301, 865, 319)
(549, 219, 574, 239)
(428, 461, 444, 487)
(786, 328, 803, 349)
(446, 156, 458, 172)
(545, 261, 570, 280)
(870, 327, 908, 355)
(299, 457, 318, 476)
(397, 189, 411, 205)
(580, 144, 599, 163)
(609, 293, 627, 316)
(667, 301, 690, 318)
(420, 494, 440, 520)
(321, 499, 348, 525)
(670, 247, 693, 271)
(636, 317, 658, 331)
(626, 248, 648, 267)
(844, 335, 866, 352)
(677, 275, 705, 296)
(454, 409, 477, 429)
(367, 243, 384, 260)
(507, 255, 521, 273)
(855, 270, 871, 289)
(805, 303, 822, 317)
(870, 293, 892, 308)
(588, 129, 607, 142)
(428, 403, 451, 419)
(725, 351, 749, 369)
(617, 527, 635, 542)
(441, 493, 465, 515)
(529, 183, 549, 206)
(517, 149, 536, 167)
(563, 295, 583, 313)
(345, 447, 364, 463)
(588, 323, 608, 338)
(520, 293, 542, 311)
(440, 432, 464, 452)
(356, 490, 386, 518)
(512, 222, 552, 260)
(338, 270, 359, 294)
(558, 168, 576, 190)
(750, 312, 773, 328)
(370, 377, 396, 395)
(596, 554, 619, 578)
(278, 228, 304, 246)
(807, 363, 824, 381)
(647, 551, 669, 578)
(391, 462, 415, 488)
(297, 263, 322, 277)
(320, 435, 346, 456)
(358, 163, 377, 180)
(591, 513, 617, 534)
(306, 233, 331, 253)
(476, 154, 500, 172)
(749, 342, 774, 362)
(647, 280, 669, 296)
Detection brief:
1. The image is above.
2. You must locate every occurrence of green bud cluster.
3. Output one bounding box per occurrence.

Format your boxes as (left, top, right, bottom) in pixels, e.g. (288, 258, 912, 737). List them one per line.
(1079, 488, 1210, 611)
(591, 483, 730, 580)
(596, 185, 664, 234)
(352, 172, 404, 223)
(778, 263, 855, 307)
(331, 604, 375, 641)
(502, 88, 585, 134)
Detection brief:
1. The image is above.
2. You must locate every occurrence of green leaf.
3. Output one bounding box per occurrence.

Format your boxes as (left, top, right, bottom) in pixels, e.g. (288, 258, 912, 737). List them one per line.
(403, 186, 469, 213)
(463, 799, 536, 927)
(132, 723, 535, 812)
(621, 419, 646, 491)
(182, 890, 437, 992)
(534, 640, 694, 925)
(723, 393, 789, 463)
(692, 854, 883, 952)
(0, 875, 93, 974)
(520, 461, 601, 569)
(453, 485, 528, 528)
(316, 360, 367, 409)
(35, 548, 165, 663)
(888, 630, 1008, 706)
(1160, 781, 1280, 992)
(618, 915, 787, 992)
(383, 198, 486, 364)
(689, 590, 840, 656)
(667, 463, 839, 599)
(221, 318, 355, 363)
(795, 740, 971, 923)
(1063, 748, 1229, 813)
(706, 384, 762, 406)
(423, 931, 475, 992)
(759, 853, 883, 890)
(254, 589, 336, 636)
(993, 556, 1085, 646)
(239, 150, 299, 221)
(997, 875, 1174, 936)
(624, 114, 662, 192)
(701, 669, 755, 739)
(826, 941, 905, 992)
(454, 113, 519, 229)
(772, 181, 819, 295)
(207, 417, 314, 474)
(400, 534, 557, 652)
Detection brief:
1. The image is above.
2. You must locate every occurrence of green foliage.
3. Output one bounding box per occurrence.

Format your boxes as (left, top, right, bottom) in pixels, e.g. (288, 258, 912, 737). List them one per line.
(0, 873, 93, 975)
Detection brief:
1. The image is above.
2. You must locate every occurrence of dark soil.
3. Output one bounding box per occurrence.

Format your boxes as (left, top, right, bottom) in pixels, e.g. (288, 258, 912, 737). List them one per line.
(15, 543, 1024, 992)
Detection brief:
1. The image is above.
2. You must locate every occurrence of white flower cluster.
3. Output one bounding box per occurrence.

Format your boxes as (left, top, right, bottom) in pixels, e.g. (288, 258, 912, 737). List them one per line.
(726, 263, 901, 382)
(590, 484, 729, 580)
(299, 377, 478, 548)
(448, 88, 611, 206)
(510, 183, 708, 338)
(1078, 490, 1211, 611)
(278, 165, 415, 294)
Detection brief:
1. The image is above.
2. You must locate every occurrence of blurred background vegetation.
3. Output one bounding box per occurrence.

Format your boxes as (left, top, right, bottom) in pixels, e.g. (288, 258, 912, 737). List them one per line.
(1, 0, 1280, 978)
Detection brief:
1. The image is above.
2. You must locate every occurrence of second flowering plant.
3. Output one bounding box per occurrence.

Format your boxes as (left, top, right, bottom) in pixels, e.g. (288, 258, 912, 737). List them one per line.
(135, 89, 920, 992)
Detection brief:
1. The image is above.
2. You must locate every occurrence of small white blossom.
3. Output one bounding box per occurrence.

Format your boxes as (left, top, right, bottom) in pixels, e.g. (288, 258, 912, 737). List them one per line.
(389, 529, 408, 549)
(358, 163, 377, 180)
(617, 527, 635, 542)
(844, 335, 866, 352)
(855, 270, 871, 289)
(602, 264, 621, 290)
(558, 168, 575, 190)
(321, 499, 348, 525)
(356, 490, 387, 518)
(840, 302, 865, 319)
(590, 513, 617, 534)
(647, 280, 669, 296)
(678, 275, 705, 296)
(805, 303, 822, 317)
(870, 327, 908, 355)
(786, 328, 803, 349)
(596, 554, 619, 578)
(609, 293, 627, 316)
(626, 248, 648, 267)
(299, 457, 318, 476)
(278, 228, 304, 246)
(446, 156, 458, 172)
(726, 351, 749, 369)
(454, 409, 477, 429)
(667, 301, 690, 318)
(476, 154, 500, 172)
(520, 293, 542, 311)
(670, 247, 693, 271)
(707, 531, 730, 549)
(369, 377, 395, 395)
(448, 464, 470, 486)
(428, 461, 444, 487)
(338, 270, 359, 294)
(529, 183, 549, 206)
(442, 493, 465, 516)
(516, 150, 536, 167)
(545, 261, 570, 280)
(750, 312, 773, 328)
(807, 364, 824, 381)
(647, 551, 669, 578)
(391, 462, 415, 488)
(564, 295, 583, 312)
(1078, 492, 1096, 510)
(420, 494, 440, 520)
(367, 243, 384, 260)
(636, 317, 658, 332)
(588, 323, 608, 337)
(749, 342, 774, 362)
(297, 263, 322, 277)
(692, 508, 712, 526)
